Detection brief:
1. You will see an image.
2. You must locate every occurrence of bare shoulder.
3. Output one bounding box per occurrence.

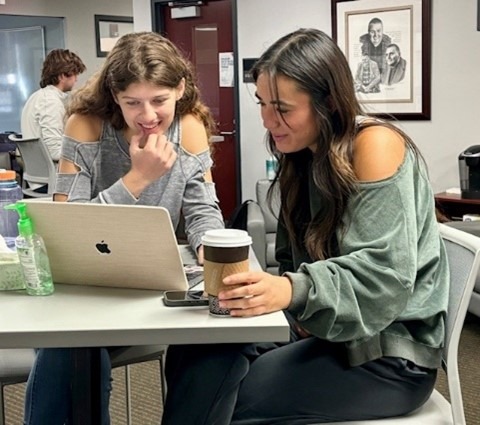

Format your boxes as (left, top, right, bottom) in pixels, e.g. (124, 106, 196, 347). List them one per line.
(64, 113, 102, 143)
(353, 124, 406, 182)
(180, 113, 209, 155)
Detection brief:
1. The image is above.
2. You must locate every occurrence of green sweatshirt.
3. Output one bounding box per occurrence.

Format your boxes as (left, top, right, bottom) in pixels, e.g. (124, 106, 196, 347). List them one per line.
(282, 149, 449, 369)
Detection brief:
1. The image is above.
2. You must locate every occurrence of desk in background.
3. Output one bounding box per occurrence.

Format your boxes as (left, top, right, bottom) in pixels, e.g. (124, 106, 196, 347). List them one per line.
(435, 192, 480, 221)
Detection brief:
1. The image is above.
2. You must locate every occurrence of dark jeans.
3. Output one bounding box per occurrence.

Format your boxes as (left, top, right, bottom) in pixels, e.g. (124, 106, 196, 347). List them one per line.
(162, 329, 436, 424)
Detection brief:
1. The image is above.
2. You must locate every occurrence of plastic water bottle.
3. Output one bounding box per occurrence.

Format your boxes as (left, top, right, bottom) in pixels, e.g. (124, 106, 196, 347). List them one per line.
(266, 156, 278, 180)
(0, 169, 23, 248)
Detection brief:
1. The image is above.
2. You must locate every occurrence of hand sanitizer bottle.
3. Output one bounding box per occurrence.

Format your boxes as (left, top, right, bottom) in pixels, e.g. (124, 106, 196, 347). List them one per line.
(4, 202, 54, 295)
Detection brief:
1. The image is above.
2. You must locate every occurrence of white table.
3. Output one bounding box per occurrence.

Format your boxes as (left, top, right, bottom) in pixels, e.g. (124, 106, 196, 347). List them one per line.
(0, 247, 290, 424)
(0, 283, 290, 349)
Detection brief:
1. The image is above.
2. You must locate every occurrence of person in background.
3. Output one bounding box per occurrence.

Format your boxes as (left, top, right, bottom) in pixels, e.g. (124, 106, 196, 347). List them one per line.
(161, 28, 449, 424)
(354, 43, 381, 93)
(23, 31, 224, 425)
(21, 49, 86, 162)
(359, 17, 392, 76)
(382, 43, 407, 86)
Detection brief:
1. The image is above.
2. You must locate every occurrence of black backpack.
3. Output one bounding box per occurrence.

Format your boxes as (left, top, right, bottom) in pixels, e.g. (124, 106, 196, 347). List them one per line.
(227, 200, 254, 230)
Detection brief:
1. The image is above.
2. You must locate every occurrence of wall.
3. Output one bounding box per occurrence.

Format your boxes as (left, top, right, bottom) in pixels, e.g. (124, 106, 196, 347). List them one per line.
(236, 0, 480, 200)
(132, 0, 151, 32)
(236, 0, 331, 200)
(2, 0, 479, 200)
(0, 0, 133, 85)
(402, 0, 480, 193)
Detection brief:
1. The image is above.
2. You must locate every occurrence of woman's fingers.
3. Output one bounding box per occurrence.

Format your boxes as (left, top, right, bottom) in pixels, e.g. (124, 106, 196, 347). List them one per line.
(217, 274, 293, 317)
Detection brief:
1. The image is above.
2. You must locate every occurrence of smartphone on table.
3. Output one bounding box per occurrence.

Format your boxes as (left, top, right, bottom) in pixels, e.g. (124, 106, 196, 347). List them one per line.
(163, 290, 209, 307)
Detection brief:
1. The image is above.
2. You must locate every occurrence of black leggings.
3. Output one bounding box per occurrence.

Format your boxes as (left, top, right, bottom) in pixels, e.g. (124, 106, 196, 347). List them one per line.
(162, 333, 436, 424)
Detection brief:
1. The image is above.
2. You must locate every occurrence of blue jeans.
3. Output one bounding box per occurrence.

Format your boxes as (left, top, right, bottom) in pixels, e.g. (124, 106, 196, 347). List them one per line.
(23, 348, 112, 425)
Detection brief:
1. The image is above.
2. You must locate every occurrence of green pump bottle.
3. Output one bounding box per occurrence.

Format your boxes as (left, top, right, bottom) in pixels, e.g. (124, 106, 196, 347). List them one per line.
(4, 202, 54, 295)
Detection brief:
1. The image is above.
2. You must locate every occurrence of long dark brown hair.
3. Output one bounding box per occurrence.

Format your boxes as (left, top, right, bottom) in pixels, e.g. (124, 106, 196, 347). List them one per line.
(252, 28, 422, 260)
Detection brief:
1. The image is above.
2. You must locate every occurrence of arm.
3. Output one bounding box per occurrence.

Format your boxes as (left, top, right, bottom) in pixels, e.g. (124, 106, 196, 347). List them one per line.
(288, 126, 411, 341)
(179, 114, 224, 254)
(220, 126, 413, 326)
(55, 113, 103, 202)
(37, 91, 65, 161)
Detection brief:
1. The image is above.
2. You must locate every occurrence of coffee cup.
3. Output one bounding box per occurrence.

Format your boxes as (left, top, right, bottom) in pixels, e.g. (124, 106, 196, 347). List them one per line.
(201, 229, 252, 317)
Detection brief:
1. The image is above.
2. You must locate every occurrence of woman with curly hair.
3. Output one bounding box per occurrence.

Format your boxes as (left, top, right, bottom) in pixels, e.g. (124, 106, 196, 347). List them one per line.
(24, 32, 224, 425)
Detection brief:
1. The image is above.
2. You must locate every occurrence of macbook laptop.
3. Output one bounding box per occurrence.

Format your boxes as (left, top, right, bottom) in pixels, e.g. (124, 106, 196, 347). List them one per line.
(22, 200, 202, 291)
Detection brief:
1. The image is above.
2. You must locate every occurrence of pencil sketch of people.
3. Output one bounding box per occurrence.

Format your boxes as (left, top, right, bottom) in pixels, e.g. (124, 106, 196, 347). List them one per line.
(354, 43, 381, 93)
(382, 44, 407, 86)
(359, 17, 392, 76)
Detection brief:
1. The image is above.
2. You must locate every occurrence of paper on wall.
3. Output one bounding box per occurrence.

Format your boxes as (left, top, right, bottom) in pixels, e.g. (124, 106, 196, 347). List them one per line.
(219, 52, 234, 87)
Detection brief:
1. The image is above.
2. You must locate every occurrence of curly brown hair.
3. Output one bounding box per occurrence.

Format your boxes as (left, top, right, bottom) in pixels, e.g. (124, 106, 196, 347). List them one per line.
(67, 31, 216, 139)
(40, 49, 86, 88)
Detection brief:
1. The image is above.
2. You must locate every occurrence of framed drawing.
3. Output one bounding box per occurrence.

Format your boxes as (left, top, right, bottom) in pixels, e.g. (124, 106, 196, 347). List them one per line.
(332, 0, 431, 120)
(94, 15, 134, 58)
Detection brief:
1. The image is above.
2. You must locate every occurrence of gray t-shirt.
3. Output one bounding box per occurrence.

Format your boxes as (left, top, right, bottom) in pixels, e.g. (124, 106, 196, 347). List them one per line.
(55, 117, 224, 250)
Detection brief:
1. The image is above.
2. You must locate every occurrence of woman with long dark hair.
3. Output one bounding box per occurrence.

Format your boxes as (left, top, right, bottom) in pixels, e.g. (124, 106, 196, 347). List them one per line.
(162, 28, 448, 424)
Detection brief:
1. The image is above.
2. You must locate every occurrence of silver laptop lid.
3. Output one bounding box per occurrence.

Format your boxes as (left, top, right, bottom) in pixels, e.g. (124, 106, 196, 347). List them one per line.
(22, 201, 189, 291)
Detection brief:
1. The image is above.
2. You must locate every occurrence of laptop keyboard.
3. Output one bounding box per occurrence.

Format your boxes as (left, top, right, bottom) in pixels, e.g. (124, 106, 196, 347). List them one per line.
(184, 265, 204, 288)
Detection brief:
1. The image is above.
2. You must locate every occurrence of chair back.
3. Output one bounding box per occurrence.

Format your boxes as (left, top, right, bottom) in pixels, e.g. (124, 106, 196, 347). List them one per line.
(8, 134, 56, 198)
(438, 223, 480, 425)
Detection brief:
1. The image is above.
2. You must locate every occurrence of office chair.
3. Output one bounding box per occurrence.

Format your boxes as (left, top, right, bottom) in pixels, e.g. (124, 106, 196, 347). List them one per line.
(7, 134, 56, 198)
(246, 179, 280, 274)
(315, 223, 480, 425)
(110, 345, 167, 423)
(0, 133, 18, 171)
(444, 220, 480, 317)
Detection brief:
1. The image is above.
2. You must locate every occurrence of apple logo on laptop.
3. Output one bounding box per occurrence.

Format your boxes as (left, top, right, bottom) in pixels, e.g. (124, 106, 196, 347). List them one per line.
(95, 240, 111, 255)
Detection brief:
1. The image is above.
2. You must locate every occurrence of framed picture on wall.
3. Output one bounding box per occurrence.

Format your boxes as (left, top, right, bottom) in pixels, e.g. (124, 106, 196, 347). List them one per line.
(94, 15, 134, 58)
(331, 0, 431, 120)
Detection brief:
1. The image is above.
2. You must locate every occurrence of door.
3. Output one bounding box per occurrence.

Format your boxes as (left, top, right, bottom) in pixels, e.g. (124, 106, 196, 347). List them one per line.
(153, 0, 239, 220)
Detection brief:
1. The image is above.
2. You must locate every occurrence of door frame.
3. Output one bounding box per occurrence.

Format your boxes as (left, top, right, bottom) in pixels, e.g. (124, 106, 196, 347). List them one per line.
(150, 0, 243, 210)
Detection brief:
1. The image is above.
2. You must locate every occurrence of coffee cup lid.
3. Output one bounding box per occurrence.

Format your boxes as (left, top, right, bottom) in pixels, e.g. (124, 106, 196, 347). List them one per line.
(201, 229, 252, 247)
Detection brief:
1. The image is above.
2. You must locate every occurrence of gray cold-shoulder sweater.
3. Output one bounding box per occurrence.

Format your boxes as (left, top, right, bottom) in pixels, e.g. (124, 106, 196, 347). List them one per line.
(54, 117, 224, 250)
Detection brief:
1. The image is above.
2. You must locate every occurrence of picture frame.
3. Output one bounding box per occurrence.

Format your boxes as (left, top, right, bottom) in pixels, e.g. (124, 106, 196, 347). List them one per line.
(331, 0, 431, 120)
(94, 14, 134, 58)
(478, 0, 480, 31)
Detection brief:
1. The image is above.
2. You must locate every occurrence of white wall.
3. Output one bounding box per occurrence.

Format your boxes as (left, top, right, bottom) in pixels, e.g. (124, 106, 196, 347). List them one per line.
(401, 0, 480, 193)
(3, 0, 478, 201)
(236, 0, 331, 200)
(0, 0, 133, 85)
(132, 0, 151, 32)
(135, 0, 480, 200)
(236, 0, 480, 201)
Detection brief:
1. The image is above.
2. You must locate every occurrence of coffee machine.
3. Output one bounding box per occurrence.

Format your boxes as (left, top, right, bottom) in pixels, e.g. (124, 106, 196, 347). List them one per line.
(459, 145, 480, 199)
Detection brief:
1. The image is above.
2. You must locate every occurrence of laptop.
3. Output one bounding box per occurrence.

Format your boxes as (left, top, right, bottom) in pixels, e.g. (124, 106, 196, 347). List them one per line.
(22, 200, 202, 291)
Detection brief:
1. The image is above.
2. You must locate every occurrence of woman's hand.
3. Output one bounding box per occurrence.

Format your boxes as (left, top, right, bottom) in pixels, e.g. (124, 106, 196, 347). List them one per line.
(123, 133, 177, 197)
(217, 271, 293, 317)
(196, 245, 204, 265)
